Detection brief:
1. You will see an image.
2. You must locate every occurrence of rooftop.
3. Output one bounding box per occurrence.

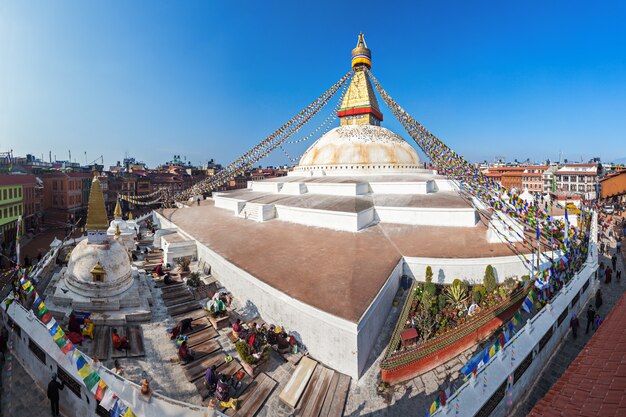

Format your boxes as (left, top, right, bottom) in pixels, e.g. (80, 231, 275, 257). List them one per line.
(529, 291, 626, 417)
(160, 200, 522, 323)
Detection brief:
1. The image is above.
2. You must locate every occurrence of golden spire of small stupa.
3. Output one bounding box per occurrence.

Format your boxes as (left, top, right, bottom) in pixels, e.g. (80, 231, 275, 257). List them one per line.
(128, 211, 134, 220)
(85, 172, 109, 231)
(115, 224, 121, 237)
(114, 199, 123, 219)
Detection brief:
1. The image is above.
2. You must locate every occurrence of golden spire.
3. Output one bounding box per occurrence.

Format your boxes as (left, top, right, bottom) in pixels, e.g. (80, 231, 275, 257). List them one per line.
(115, 224, 121, 237)
(351, 32, 372, 70)
(114, 199, 123, 219)
(85, 173, 109, 231)
(338, 34, 382, 127)
(128, 211, 134, 220)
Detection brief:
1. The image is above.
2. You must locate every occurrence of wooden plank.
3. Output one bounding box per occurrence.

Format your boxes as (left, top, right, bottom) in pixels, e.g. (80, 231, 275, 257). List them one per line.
(182, 317, 210, 336)
(217, 359, 242, 379)
(323, 374, 350, 417)
(186, 327, 218, 347)
(154, 277, 184, 288)
(160, 286, 190, 298)
(111, 327, 127, 359)
(227, 373, 277, 417)
(318, 373, 339, 417)
(126, 326, 145, 358)
(168, 301, 202, 317)
(163, 294, 194, 307)
(92, 326, 110, 361)
(182, 339, 221, 367)
(183, 352, 227, 382)
(294, 366, 322, 416)
(278, 356, 318, 409)
(298, 367, 334, 417)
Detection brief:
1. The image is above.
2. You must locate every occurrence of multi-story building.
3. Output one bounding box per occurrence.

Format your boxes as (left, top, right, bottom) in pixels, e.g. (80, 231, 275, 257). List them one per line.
(0, 175, 25, 242)
(20, 175, 43, 230)
(554, 164, 598, 195)
(600, 169, 626, 201)
(42, 171, 92, 224)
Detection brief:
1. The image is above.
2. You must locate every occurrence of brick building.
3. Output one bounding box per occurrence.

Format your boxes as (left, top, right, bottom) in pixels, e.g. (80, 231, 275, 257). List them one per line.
(42, 171, 92, 224)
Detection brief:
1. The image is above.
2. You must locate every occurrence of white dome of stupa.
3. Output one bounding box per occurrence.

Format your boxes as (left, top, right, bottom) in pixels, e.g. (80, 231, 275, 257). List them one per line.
(295, 125, 421, 174)
(65, 238, 133, 298)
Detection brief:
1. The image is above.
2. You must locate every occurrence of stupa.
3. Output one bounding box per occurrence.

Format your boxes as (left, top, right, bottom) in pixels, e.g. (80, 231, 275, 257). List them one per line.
(46, 173, 152, 324)
(107, 199, 137, 251)
(157, 34, 532, 379)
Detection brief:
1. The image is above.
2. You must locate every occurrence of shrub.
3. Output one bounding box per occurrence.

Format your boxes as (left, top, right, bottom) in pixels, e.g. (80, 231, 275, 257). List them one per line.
(186, 272, 201, 288)
(445, 281, 468, 309)
(484, 265, 497, 293)
(235, 341, 256, 364)
(425, 266, 433, 284)
(438, 294, 448, 311)
(473, 290, 483, 305)
(424, 282, 437, 297)
(521, 275, 531, 282)
(177, 257, 191, 272)
(503, 277, 517, 292)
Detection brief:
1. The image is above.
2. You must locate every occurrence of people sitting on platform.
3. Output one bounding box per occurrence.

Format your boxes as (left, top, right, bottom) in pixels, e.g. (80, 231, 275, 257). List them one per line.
(169, 318, 194, 340)
(112, 360, 124, 376)
(68, 313, 81, 334)
(232, 319, 242, 340)
(207, 298, 227, 317)
(178, 340, 194, 364)
(163, 273, 174, 285)
(154, 261, 165, 278)
(112, 328, 130, 351)
(204, 365, 218, 392)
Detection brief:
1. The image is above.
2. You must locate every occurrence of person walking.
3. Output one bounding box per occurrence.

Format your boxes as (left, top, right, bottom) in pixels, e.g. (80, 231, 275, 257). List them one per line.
(595, 289, 603, 310)
(612, 254, 617, 270)
(47, 373, 64, 416)
(617, 269, 622, 283)
(605, 266, 613, 284)
(586, 304, 596, 333)
(570, 313, 580, 339)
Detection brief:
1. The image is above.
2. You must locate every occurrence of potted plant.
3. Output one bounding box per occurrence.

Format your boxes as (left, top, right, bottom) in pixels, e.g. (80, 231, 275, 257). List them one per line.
(235, 341, 269, 377)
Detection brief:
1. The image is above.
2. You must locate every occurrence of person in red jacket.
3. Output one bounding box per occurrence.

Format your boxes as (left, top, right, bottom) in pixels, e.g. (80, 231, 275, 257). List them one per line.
(112, 328, 130, 351)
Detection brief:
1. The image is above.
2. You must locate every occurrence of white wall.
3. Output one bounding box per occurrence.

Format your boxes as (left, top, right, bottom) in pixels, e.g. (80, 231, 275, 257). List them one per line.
(157, 213, 362, 379)
(368, 181, 431, 195)
(275, 205, 360, 232)
(356, 259, 404, 376)
(403, 254, 537, 284)
(213, 196, 244, 214)
(305, 182, 361, 196)
(375, 206, 478, 227)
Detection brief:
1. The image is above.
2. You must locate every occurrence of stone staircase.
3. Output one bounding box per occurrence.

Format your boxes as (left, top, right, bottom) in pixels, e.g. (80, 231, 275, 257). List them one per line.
(238, 203, 263, 222)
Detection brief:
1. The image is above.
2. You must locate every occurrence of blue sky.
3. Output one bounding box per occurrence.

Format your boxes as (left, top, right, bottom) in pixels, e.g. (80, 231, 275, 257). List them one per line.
(1, 1, 625, 168)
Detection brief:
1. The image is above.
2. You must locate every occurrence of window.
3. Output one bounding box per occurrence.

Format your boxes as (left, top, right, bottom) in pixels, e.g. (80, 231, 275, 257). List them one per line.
(514, 352, 533, 382)
(53, 181, 57, 191)
(558, 308, 569, 326)
(2, 189, 6, 199)
(8, 189, 12, 199)
(538, 327, 553, 353)
(29, 339, 47, 364)
(18, 188, 21, 198)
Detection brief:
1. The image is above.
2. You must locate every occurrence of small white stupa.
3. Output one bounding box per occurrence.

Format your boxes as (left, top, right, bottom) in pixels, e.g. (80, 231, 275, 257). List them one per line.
(45, 173, 152, 324)
(107, 199, 137, 251)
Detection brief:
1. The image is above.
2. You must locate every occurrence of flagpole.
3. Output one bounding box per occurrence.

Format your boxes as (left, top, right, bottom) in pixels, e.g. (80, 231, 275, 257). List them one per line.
(16, 215, 22, 267)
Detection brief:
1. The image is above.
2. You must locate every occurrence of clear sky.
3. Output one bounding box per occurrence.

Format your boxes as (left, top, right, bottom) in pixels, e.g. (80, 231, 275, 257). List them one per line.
(2, 1, 626, 168)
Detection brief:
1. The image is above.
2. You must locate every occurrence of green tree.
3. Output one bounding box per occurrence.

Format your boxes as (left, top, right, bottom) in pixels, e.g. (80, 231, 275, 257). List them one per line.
(484, 265, 497, 293)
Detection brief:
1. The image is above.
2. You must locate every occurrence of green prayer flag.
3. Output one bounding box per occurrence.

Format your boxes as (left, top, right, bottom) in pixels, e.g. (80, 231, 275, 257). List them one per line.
(83, 372, 101, 391)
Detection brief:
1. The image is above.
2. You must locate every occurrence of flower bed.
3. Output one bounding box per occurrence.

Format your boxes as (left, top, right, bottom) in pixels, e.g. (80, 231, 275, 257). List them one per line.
(380, 276, 528, 384)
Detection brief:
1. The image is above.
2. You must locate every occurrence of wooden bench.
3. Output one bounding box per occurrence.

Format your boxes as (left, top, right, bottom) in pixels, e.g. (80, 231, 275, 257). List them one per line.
(225, 372, 277, 416)
(92, 326, 110, 361)
(182, 339, 221, 367)
(182, 317, 210, 336)
(295, 366, 334, 417)
(319, 373, 350, 417)
(163, 293, 195, 307)
(186, 327, 218, 348)
(184, 352, 228, 382)
(126, 326, 145, 358)
(168, 301, 202, 318)
(193, 360, 243, 400)
(278, 356, 317, 409)
(154, 277, 183, 287)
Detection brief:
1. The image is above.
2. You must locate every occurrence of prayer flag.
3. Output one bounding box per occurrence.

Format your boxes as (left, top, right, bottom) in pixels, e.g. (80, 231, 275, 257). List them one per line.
(48, 323, 59, 337)
(95, 380, 107, 401)
(430, 401, 438, 414)
(515, 310, 523, 325)
(61, 341, 74, 354)
(41, 312, 53, 324)
(46, 318, 57, 330)
(54, 337, 68, 350)
(522, 298, 533, 314)
(37, 306, 49, 317)
(99, 391, 116, 411)
(122, 409, 136, 417)
(83, 371, 100, 391)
